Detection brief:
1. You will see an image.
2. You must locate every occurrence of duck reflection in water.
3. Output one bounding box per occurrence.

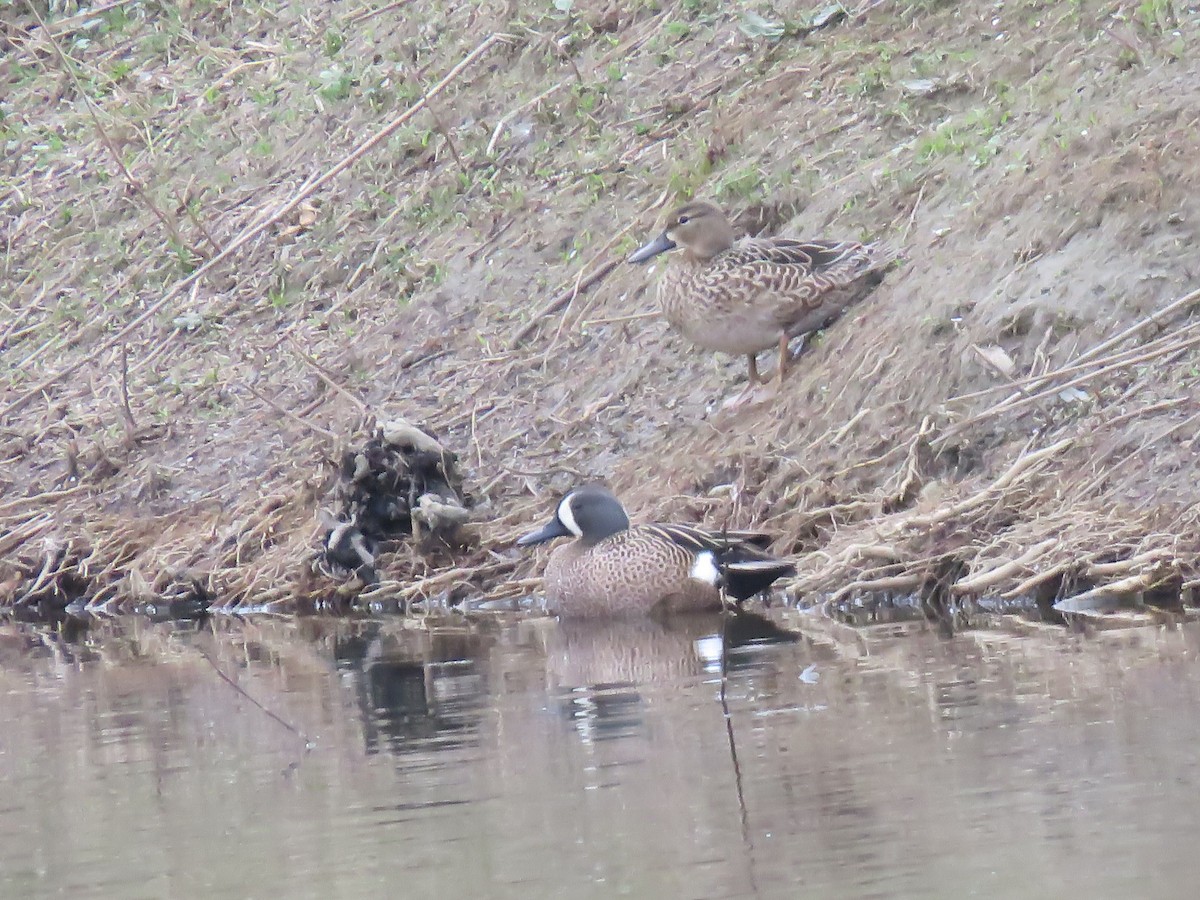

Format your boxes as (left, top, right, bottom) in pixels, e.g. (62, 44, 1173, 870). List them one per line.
(545, 613, 798, 740)
(332, 625, 488, 756)
(327, 610, 798, 755)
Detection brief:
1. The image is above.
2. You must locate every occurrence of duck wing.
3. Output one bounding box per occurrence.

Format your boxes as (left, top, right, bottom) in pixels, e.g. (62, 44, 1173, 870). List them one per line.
(715, 237, 869, 274)
(643, 523, 773, 553)
(709, 237, 895, 332)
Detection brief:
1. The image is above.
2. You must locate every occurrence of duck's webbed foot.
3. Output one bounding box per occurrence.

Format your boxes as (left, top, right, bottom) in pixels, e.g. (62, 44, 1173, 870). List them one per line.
(721, 380, 778, 410)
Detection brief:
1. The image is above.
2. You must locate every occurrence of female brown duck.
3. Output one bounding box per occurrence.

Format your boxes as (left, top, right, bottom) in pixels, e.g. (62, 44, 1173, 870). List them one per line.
(629, 199, 896, 390)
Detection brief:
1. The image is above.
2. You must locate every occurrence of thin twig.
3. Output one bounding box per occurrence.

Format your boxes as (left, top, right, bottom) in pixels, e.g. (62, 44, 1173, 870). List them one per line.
(286, 337, 370, 414)
(344, 0, 416, 26)
(1100, 396, 1188, 433)
(552, 211, 660, 347)
(178, 181, 223, 255)
(196, 647, 311, 746)
(38, 0, 141, 37)
(936, 329, 1200, 445)
(581, 311, 659, 327)
(511, 259, 620, 346)
(0, 283, 47, 351)
(241, 382, 340, 441)
(949, 286, 1200, 405)
(487, 80, 569, 157)
(118, 342, 137, 448)
(0, 485, 86, 517)
(949, 319, 1200, 407)
(900, 182, 924, 243)
(424, 96, 469, 177)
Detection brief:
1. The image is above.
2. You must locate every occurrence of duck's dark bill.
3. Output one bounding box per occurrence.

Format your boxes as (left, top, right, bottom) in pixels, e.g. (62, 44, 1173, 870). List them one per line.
(628, 232, 677, 264)
(517, 518, 572, 546)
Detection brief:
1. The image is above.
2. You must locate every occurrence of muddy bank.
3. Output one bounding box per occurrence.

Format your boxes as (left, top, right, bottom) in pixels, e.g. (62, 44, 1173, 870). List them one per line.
(3, 1, 1200, 625)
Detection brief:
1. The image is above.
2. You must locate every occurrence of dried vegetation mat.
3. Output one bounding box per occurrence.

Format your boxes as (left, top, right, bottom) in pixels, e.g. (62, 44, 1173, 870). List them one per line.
(2, 0, 1200, 633)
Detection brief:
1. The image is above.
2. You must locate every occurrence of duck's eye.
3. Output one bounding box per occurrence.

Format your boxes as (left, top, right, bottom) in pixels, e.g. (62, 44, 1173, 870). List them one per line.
(677, 215, 690, 225)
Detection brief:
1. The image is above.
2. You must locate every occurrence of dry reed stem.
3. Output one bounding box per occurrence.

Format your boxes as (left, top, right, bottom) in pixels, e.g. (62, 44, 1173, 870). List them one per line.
(1063, 574, 1157, 606)
(487, 79, 570, 157)
(938, 329, 1200, 445)
(286, 337, 371, 415)
(1001, 564, 1069, 599)
(511, 259, 622, 347)
(951, 539, 1058, 595)
(947, 286, 1200, 404)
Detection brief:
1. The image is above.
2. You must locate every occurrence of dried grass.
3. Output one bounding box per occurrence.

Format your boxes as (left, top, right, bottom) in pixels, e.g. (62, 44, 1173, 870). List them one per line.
(3, 1, 1200, 627)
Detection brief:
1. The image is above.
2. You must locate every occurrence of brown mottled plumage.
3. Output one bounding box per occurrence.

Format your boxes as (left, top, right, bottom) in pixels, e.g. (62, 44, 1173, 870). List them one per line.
(517, 485, 794, 619)
(629, 199, 897, 385)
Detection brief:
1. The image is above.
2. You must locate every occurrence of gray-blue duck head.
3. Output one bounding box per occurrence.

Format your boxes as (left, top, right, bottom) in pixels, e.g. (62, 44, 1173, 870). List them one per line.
(517, 485, 631, 547)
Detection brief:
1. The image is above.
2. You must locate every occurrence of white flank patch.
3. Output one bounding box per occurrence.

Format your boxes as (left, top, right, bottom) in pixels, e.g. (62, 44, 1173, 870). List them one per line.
(689, 551, 721, 586)
(557, 494, 582, 537)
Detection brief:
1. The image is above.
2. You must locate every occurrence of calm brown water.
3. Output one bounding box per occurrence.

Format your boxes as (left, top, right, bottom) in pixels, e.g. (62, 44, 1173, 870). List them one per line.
(2, 613, 1200, 898)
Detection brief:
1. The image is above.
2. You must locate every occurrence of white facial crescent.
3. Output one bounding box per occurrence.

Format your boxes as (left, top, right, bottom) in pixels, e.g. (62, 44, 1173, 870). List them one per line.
(557, 494, 582, 537)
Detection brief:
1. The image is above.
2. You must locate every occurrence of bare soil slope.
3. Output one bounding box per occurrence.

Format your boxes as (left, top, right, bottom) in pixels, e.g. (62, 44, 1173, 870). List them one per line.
(3, 0, 1199, 616)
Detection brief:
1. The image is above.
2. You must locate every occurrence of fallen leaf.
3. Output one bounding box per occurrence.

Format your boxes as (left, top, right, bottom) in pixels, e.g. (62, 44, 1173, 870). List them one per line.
(973, 343, 1017, 377)
(740, 11, 785, 40)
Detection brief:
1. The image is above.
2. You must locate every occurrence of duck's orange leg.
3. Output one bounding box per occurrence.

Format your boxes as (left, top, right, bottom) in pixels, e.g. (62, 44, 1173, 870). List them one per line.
(747, 354, 769, 385)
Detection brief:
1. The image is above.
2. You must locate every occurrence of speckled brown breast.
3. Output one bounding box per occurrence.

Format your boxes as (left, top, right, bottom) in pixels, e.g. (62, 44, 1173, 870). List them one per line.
(543, 527, 722, 618)
(659, 261, 788, 355)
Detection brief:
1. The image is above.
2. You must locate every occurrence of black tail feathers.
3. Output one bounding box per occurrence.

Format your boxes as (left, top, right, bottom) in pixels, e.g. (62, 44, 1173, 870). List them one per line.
(715, 549, 796, 601)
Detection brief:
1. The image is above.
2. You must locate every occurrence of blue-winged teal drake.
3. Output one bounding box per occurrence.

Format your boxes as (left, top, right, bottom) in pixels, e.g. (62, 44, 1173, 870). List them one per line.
(517, 485, 795, 618)
(629, 199, 897, 386)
